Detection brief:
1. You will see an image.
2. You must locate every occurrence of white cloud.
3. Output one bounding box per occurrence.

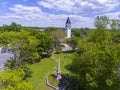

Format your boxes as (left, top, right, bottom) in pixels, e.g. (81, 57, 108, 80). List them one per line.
(0, 4, 119, 28)
(37, 0, 120, 14)
(0, 14, 22, 19)
(102, 12, 120, 19)
(37, 0, 75, 12)
(8, 4, 46, 20)
(0, 4, 95, 28)
(97, 0, 108, 4)
(9, 4, 43, 14)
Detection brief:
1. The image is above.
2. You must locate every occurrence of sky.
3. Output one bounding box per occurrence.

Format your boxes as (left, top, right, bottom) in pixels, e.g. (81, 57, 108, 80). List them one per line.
(0, 0, 120, 28)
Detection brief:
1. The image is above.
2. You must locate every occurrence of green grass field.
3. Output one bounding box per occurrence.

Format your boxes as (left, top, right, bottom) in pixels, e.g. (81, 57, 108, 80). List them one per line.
(29, 52, 74, 90)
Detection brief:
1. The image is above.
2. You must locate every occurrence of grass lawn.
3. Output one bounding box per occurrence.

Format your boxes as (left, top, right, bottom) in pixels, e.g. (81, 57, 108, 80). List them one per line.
(29, 52, 74, 90)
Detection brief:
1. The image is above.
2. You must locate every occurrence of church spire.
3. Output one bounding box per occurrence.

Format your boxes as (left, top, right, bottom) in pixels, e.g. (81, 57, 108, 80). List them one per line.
(66, 17, 71, 24)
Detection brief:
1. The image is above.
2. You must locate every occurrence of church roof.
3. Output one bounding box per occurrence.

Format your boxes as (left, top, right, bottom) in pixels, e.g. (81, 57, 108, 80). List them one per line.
(66, 17, 71, 24)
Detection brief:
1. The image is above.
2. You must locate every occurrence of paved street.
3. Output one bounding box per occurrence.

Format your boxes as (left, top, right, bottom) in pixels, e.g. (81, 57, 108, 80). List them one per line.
(0, 53, 14, 71)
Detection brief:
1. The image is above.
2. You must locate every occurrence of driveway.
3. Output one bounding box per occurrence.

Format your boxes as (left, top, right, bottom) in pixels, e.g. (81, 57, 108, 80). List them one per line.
(0, 53, 14, 71)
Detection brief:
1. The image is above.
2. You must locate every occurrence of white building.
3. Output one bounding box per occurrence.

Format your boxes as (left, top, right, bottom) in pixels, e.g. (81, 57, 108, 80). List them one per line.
(65, 17, 71, 38)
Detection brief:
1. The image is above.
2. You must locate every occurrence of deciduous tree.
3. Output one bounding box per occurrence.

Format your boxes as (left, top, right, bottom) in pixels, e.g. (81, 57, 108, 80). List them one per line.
(66, 37, 79, 50)
(50, 30, 65, 53)
(95, 16, 110, 30)
(35, 32, 54, 57)
(68, 40, 120, 90)
(0, 30, 39, 63)
(0, 68, 32, 90)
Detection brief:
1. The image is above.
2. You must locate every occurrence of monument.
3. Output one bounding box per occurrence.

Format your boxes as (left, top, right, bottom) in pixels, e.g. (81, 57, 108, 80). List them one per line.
(56, 58, 62, 81)
(65, 17, 71, 38)
(46, 58, 70, 90)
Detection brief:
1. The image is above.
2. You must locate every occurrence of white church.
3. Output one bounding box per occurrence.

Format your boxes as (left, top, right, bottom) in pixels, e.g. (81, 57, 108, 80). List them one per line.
(65, 17, 71, 38)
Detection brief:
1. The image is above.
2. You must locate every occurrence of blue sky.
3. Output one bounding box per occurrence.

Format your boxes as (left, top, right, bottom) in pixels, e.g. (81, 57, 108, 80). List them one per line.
(0, 0, 120, 28)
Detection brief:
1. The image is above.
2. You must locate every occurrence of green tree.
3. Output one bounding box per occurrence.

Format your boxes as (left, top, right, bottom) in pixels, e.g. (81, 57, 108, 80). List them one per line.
(67, 40, 120, 90)
(72, 29, 82, 37)
(110, 19, 120, 30)
(88, 30, 112, 44)
(0, 24, 9, 32)
(72, 29, 88, 38)
(95, 16, 110, 30)
(112, 31, 120, 43)
(35, 32, 54, 57)
(0, 22, 22, 32)
(9, 22, 22, 32)
(0, 30, 39, 63)
(45, 27, 57, 33)
(0, 68, 32, 90)
(88, 16, 112, 44)
(50, 30, 65, 53)
(66, 37, 79, 50)
(22, 27, 39, 36)
(67, 16, 120, 90)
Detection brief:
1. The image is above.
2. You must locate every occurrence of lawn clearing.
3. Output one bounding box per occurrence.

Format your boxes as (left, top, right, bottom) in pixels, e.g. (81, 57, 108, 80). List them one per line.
(29, 52, 74, 90)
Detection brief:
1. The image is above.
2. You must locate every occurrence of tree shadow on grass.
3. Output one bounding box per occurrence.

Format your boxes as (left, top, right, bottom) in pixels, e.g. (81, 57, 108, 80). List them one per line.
(62, 50, 76, 54)
(66, 76, 83, 90)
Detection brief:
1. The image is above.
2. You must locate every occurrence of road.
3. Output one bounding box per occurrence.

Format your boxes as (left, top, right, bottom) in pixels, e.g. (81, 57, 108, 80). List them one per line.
(0, 44, 72, 71)
(0, 53, 14, 71)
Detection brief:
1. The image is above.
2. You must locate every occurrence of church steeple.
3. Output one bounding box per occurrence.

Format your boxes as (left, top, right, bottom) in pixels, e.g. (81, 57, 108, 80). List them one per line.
(66, 17, 71, 24)
(65, 17, 71, 38)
